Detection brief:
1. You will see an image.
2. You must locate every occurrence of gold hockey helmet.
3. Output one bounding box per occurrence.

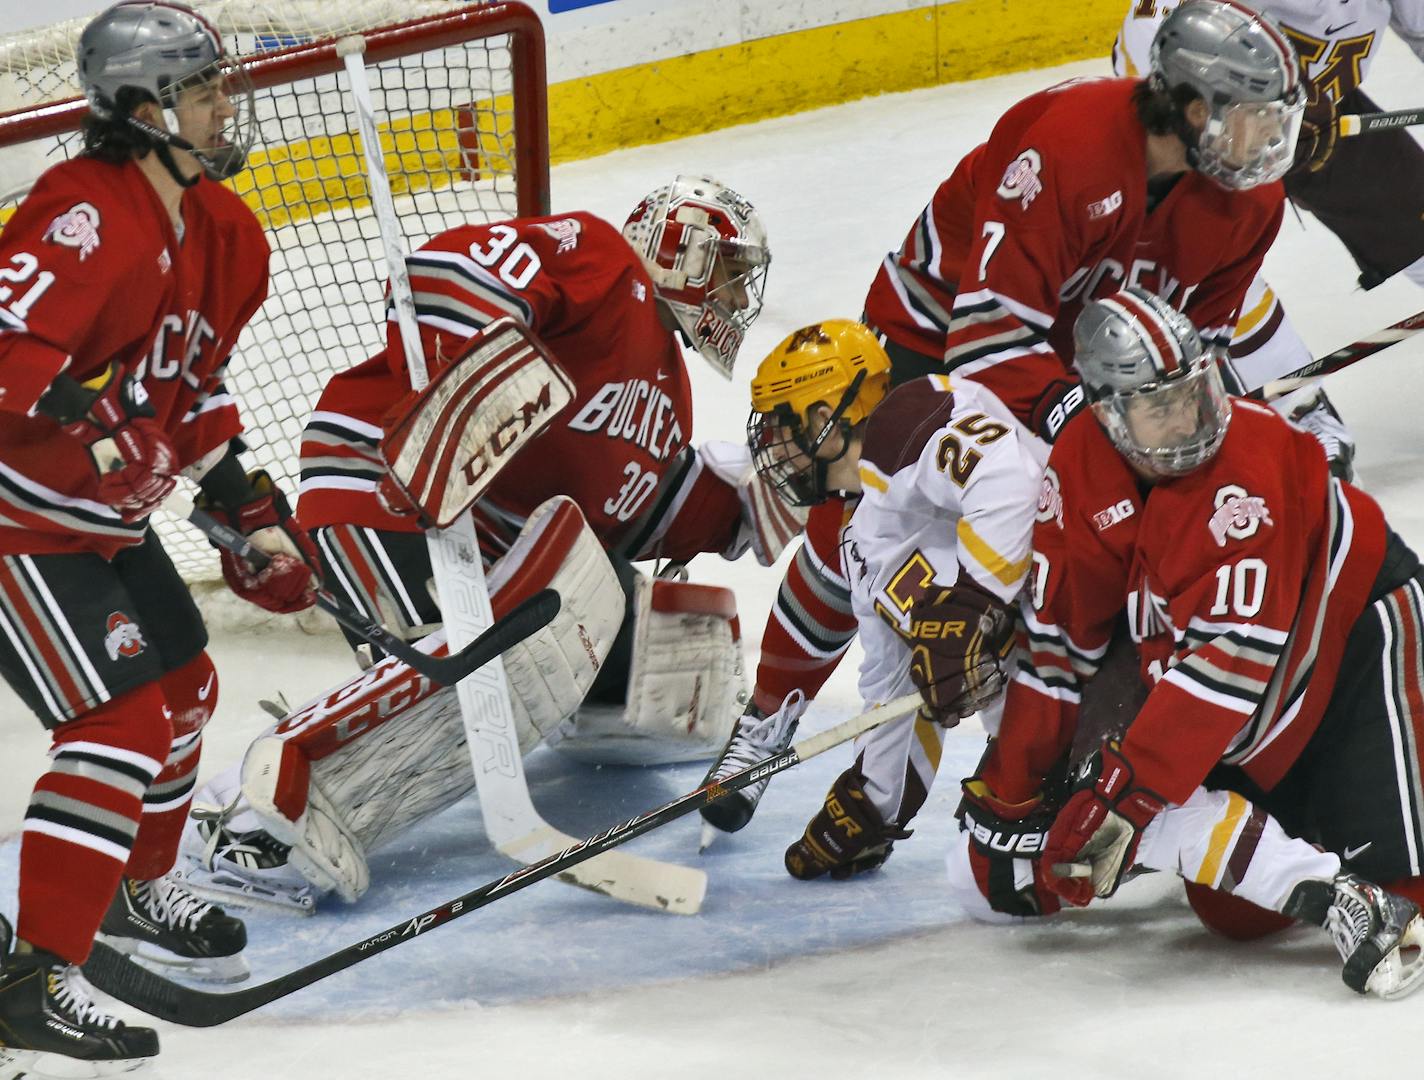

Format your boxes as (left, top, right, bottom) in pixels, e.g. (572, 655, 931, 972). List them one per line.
(746, 320, 891, 506)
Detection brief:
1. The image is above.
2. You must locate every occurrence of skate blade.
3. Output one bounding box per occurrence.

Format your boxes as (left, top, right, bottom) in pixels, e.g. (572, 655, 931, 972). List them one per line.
(699, 821, 719, 853)
(93, 936, 250, 986)
(0, 1047, 151, 1080)
(1366, 915, 1424, 1000)
(169, 864, 318, 917)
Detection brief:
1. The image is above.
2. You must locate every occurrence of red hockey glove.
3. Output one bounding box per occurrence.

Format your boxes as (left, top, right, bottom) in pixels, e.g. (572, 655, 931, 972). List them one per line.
(1292, 83, 1338, 175)
(958, 778, 1061, 917)
(785, 765, 912, 881)
(197, 470, 321, 613)
(46, 363, 177, 520)
(1042, 740, 1166, 906)
(904, 578, 1015, 726)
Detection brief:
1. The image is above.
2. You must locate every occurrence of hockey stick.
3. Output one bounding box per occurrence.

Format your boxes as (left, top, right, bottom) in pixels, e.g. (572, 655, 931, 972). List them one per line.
(337, 38, 705, 914)
(81, 692, 922, 1026)
(1264, 308, 1424, 395)
(170, 491, 558, 686)
(1339, 108, 1424, 136)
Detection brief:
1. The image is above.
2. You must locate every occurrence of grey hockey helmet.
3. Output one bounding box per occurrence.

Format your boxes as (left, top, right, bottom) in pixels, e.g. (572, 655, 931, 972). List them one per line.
(1073, 287, 1231, 476)
(1150, 0, 1306, 189)
(623, 175, 770, 379)
(77, 1, 255, 179)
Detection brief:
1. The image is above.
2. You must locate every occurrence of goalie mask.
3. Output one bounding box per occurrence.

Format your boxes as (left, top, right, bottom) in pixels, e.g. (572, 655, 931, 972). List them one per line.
(1074, 287, 1231, 477)
(78, 1, 256, 181)
(747, 320, 891, 507)
(1150, 0, 1305, 190)
(623, 175, 770, 379)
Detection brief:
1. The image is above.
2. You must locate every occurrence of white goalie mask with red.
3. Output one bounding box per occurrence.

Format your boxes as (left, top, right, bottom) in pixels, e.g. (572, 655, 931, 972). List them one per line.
(623, 175, 770, 379)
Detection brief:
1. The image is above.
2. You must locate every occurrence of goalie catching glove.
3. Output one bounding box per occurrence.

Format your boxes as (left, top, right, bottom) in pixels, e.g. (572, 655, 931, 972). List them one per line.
(195, 469, 321, 614)
(903, 577, 1015, 725)
(1042, 740, 1166, 906)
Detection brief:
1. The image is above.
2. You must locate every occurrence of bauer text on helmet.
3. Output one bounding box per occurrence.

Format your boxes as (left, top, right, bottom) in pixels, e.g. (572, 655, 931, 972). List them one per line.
(77, 1, 257, 180)
(1150, 0, 1305, 190)
(623, 175, 770, 379)
(746, 321, 890, 506)
(1073, 286, 1232, 476)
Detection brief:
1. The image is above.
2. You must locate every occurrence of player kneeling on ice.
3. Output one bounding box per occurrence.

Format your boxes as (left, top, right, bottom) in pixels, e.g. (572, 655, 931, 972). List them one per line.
(703, 321, 1043, 878)
(178, 176, 808, 912)
(948, 287, 1424, 999)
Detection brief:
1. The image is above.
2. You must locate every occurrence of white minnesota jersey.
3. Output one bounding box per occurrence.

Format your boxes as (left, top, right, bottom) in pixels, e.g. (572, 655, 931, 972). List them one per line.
(1114, 0, 1424, 89)
(843, 375, 1045, 709)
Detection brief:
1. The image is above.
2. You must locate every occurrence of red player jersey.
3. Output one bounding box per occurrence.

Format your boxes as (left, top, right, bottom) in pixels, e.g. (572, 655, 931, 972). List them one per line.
(984, 400, 1388, 806)
(862, 77, 1284, 439)
(0, 157, 268, 557)
(298, 211, 741, 560)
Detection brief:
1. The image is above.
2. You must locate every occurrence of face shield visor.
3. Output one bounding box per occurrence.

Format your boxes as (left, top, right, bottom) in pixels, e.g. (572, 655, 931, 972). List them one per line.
(1195, 86, 1305, 190)
(1090, 356, 1232, 476)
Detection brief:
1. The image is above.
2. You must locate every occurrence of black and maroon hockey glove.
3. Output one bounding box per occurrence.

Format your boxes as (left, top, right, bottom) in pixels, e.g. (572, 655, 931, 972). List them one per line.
(1042, 740, 1166, 907)
(958, 779, 1062, 918)
(785, 765, 911, 881)
(197, 470, 321, 614)
(904, 578, 1015, 726)
(1292, 83, 1338, 175)
(40, 362, 177, 521)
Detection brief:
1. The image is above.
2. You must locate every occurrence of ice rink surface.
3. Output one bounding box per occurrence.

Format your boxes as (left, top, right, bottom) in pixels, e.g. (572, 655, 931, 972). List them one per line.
(4, 36, 1424, 1080)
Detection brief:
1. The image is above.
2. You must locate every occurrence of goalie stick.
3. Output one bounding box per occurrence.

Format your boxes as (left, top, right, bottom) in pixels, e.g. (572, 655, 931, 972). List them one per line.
(172, 490, 558, 686)
(81, 692, 922, 1027)
(337, 38, 704, 914)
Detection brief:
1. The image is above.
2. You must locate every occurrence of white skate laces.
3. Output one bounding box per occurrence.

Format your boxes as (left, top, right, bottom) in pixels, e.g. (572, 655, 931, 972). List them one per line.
(1287, 874, 1424, 999)
(130, 876, 215, 935)
(45, 965, 121, 1031)
(708, 690, 806, 784)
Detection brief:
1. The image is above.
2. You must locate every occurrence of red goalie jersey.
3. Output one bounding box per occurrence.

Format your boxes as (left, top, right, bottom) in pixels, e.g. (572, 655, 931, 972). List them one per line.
(862, 77, 1284, 439)
(984, 400, 1388, 807)
(298, 211, 742, 560)
(0, 157, 268, 557)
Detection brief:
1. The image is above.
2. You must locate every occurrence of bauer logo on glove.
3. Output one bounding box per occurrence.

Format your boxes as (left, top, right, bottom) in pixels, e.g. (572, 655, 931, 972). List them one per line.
(897, 578, 1014, 725)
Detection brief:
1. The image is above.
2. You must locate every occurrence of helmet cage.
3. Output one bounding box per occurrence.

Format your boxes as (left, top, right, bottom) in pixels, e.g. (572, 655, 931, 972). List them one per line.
(747, 369, 866, 507)
(625, 177, 770, 379)
(1091, 356, 1232, 475)
(127, 56, 256, 179)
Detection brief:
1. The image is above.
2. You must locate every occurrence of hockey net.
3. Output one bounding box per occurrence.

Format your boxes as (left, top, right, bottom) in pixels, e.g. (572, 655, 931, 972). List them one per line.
(0, 0, 549, 601)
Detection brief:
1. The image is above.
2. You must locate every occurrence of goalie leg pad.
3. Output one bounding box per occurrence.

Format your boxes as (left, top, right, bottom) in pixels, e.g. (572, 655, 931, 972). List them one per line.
(487, 496, 626, 744)
(552, 575, 748, 765)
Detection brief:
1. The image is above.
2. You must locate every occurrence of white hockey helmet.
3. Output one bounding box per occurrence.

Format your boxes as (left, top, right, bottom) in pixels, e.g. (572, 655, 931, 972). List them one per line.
(623, 175, 770, 379)
(77, 1, 256, 179)
(1073, 287, 1231, 476)
(1150, 0, 1306, 190)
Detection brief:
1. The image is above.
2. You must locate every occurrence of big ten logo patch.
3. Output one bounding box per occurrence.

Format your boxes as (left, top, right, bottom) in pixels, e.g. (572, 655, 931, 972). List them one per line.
(997, 149, 1043, 209)
(1092, 498, 1136, 532)
(104, 612, 145, 661)
(1209, 484, 1273, 547)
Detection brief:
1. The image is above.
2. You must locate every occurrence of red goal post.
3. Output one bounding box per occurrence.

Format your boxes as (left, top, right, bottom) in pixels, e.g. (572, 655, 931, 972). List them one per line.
(0, 1, 550, 587)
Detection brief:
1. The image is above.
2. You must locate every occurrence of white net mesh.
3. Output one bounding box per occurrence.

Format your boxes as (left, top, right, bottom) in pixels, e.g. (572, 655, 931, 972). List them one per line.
(0, 1, 545, 586)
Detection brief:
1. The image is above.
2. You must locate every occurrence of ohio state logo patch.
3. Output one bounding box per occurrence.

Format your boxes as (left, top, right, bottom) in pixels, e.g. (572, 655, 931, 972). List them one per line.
(1208, 484, 1273, 547)
(103, 611, 145, 661)
(535, 217, 582, 253)
(44, 202, 102, 261)
(1036, 466, 1064, 528)
(996, 149, 1043, 209)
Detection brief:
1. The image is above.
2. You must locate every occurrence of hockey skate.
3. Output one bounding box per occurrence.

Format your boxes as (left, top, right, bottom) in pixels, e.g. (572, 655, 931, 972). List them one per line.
(1284, 874, 1424, 999)
(698, 690, 807, 851)
(96, 873, 249, 985)
(1275, 384, 1357, 482)
(0, 914, 157, 1080)
(174, 809, 320, 916)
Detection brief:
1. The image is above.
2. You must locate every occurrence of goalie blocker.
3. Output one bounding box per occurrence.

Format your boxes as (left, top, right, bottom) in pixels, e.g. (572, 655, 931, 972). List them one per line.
(179, 496, 747, 909)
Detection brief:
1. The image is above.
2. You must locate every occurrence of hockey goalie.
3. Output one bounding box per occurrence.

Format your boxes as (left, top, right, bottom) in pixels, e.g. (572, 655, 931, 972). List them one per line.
(177, 176, 808, 912)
